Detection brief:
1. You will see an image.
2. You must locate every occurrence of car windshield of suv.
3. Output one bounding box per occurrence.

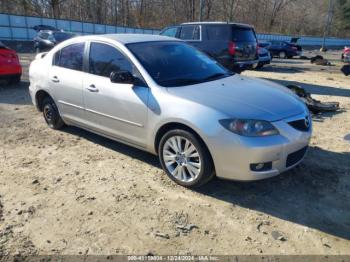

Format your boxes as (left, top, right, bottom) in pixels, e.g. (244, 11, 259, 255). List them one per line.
(53, 32, 74, 42)
(232, 27, 256, 42)
(127, 41, 232, 87)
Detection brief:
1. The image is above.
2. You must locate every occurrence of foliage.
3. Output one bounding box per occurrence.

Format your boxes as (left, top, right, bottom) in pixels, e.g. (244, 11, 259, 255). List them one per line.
(0, 0, 349, 37)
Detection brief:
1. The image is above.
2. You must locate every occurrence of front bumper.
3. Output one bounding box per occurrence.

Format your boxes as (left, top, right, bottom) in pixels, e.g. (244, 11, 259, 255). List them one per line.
(258, 54, 271, 64)
(206, 113, 312, 181)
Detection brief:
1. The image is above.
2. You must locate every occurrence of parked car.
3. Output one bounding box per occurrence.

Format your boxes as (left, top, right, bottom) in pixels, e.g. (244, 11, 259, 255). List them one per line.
(160, 22, 259, 73)
(34, 30, 76, 53)
(32, 25, 58, 32)
(341, 46, 350, 63)
(255, 41, 272, 69)
(268, 40, 302, 59)
(0, 41, 21, 83)
(29, 34, 311, 188)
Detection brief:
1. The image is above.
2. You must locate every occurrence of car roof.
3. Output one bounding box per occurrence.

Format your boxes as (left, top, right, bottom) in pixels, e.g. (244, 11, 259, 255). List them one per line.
(80, 34, 180, 44)
(181, 21, 253, 28)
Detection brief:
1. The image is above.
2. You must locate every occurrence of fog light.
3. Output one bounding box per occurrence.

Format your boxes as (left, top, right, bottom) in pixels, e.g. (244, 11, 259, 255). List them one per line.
(250, 162, 272, 172)
(255, 163, 265, 169)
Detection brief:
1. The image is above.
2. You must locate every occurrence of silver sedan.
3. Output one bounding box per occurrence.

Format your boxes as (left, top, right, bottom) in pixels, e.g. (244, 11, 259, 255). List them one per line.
(29, 34, 312, 187)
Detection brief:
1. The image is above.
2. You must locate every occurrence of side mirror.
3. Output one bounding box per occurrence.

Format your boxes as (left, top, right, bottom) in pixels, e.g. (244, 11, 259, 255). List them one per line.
(110, 70, 134, 84)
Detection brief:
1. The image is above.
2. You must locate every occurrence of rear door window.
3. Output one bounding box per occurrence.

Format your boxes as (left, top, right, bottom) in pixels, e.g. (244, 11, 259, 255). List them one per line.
(231, 27, 256, 42)
(54, 42, 85, 71)
(179, 25, 200, 40)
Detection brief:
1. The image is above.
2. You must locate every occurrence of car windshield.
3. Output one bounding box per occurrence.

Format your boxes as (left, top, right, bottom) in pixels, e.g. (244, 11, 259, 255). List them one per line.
(127, 41, 232, 87)
(53, 32, 74, 42)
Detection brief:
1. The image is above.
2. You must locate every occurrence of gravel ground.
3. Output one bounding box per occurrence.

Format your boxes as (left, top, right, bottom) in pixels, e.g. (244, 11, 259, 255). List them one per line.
(0, 51, 349, 256)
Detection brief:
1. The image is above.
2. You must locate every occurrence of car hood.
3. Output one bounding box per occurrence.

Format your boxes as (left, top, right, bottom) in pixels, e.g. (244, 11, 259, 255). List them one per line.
(166, 75, 306, 122)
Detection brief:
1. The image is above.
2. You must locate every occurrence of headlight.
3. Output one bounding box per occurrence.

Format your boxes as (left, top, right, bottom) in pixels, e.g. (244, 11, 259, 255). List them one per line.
(219, 119, 279, 137)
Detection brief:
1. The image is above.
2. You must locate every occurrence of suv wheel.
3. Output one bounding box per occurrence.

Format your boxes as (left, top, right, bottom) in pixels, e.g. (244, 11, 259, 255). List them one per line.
(279, 51, 287, 59)
(42, 97, 65, 130)
(158, 129, 214, 188)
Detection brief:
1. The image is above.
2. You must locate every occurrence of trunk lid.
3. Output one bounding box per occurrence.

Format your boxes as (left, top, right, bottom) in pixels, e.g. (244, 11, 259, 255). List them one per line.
(231, 26, 258, 62)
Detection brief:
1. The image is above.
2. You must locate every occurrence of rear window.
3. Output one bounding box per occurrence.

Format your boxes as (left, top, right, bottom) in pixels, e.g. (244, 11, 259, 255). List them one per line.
(206, 25, 230, 40)
(39, 32, 49, 39)
(231, 27, 256, 42)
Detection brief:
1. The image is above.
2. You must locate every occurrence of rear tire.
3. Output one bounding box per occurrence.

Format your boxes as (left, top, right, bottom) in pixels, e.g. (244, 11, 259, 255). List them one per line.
(279, 51, 287, 59)
(42, 97, 65, 130)
(158, 129, 215, 188)
(255, 63, 264, 69)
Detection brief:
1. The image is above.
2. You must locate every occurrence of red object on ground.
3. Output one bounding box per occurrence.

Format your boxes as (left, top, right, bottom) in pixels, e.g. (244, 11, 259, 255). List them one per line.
(344, 46, 350, 55)
(0, 43, 22, 80)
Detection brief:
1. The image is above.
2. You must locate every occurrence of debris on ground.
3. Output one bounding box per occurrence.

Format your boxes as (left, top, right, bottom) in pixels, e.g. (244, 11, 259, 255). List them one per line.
(175, 224, 198, 233)
(271, 231, 287, 241)
(257, 221, 270, 232)
(341, 65, 350, 76)
(155, 232, 170, 239)
(310, 55, 331, 66)
(286, 84, 340, 113)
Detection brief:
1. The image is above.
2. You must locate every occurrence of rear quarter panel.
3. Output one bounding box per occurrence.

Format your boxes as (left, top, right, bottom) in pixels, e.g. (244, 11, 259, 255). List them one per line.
(29, 54, 51, 106)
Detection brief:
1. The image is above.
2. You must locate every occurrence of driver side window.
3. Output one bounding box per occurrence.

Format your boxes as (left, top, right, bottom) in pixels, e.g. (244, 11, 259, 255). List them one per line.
(89, 42, 132, 78)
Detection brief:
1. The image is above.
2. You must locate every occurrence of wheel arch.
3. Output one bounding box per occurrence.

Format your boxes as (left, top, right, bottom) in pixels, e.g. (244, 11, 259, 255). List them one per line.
(35, 89, 52, 112)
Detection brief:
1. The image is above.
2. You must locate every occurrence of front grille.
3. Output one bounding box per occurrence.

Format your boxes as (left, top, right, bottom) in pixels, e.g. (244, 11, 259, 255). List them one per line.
(288, 118, 310, 132)
(286, 146, 308, 167)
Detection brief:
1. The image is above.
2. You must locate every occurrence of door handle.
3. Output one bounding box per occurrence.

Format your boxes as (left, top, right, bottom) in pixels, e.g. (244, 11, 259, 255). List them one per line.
(86, 84, 99, 92)
(51, 76, 59, 83)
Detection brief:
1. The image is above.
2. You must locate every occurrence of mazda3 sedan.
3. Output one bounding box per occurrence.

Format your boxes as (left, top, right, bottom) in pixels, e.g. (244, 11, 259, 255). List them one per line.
(29, 34, 312, 188)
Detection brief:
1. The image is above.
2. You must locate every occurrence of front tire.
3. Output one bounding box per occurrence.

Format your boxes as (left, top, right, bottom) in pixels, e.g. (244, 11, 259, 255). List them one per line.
(42, 97, 65, 130)
(158, 129, 214, 188)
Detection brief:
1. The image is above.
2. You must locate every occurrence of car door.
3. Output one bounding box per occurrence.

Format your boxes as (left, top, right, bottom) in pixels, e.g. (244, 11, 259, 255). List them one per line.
(269, 41, 280, 56)
(49, 42, 86, 124)
(82, 41, 149, 147)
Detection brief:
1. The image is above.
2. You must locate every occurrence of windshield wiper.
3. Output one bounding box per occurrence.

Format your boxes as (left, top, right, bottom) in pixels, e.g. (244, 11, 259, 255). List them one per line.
(158, 78, 202, 87)
(202, 72, 232, 82)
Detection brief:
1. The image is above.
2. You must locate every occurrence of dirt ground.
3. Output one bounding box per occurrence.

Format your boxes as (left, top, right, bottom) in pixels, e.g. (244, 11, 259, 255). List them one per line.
(0, 51, 349, 256)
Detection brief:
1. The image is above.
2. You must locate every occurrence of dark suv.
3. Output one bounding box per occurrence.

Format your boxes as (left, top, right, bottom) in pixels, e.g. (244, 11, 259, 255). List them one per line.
(33, 30, 75, 53)
(160, 22, 258, 72)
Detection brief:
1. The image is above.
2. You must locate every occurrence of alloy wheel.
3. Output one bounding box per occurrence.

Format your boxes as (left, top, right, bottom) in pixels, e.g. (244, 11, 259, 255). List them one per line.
(162, 135, 202, 182)
(43, 104, 54, 124)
